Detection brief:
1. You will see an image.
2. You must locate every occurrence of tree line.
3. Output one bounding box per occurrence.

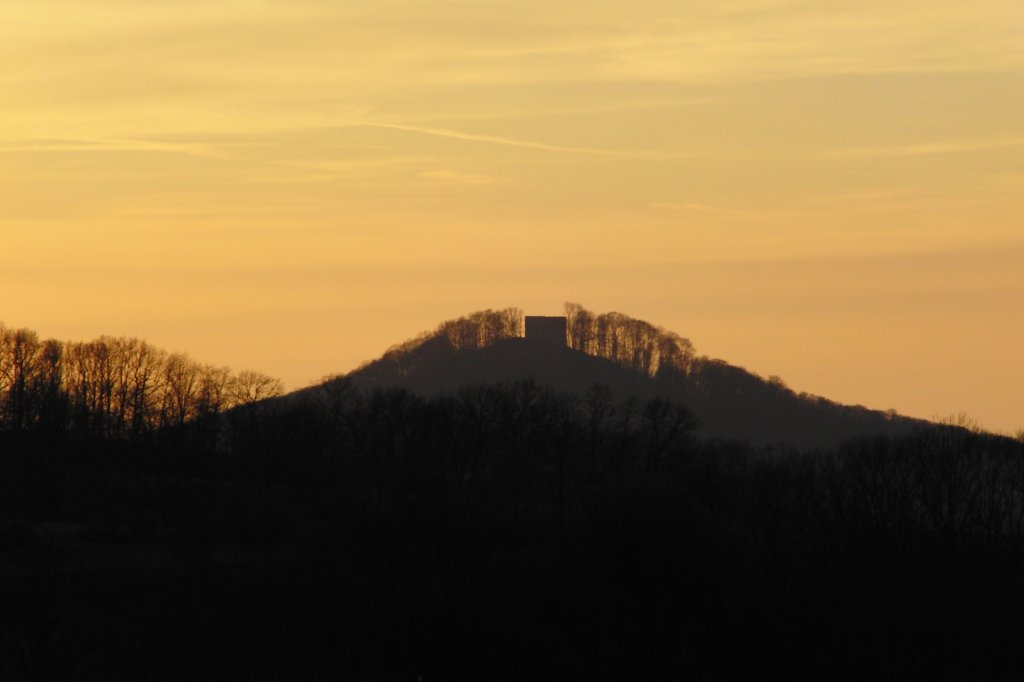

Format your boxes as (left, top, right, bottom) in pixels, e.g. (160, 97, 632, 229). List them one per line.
(0, 322, 282, 439)
(372, 304, 697, 380)
(3, 360, 1024, 679)
(377, 307, 524, 361)
(565, 302, 697, 377)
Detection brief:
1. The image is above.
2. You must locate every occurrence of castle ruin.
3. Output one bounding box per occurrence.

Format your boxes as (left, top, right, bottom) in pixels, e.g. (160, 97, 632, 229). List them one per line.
(524, 316, 567, 346)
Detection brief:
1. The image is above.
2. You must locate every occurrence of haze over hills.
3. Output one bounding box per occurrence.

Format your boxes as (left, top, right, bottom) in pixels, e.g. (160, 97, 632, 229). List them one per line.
(320, 304, 927, 449)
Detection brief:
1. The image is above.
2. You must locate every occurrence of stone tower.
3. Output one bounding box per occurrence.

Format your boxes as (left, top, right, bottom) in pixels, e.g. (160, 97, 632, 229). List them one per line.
(524, 316, 567, 346)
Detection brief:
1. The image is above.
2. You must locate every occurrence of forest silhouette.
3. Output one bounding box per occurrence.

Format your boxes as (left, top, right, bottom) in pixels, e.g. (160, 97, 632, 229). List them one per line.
(2, 306, 1023, 681)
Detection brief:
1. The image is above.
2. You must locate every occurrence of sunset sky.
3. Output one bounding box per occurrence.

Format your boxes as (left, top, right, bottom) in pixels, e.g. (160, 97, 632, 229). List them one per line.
(2, 0, 1022, 432)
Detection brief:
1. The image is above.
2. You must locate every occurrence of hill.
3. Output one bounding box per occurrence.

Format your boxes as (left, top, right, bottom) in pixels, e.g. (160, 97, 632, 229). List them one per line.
(333, 305, 925, 449)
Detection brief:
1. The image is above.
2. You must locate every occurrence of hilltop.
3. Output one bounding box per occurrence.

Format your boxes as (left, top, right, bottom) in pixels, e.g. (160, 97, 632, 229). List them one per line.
(325, 304, 925, 449)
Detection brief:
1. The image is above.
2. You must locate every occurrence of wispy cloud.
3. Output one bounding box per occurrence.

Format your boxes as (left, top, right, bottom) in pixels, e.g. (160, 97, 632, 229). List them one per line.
(650, 201, 761, 217)
(0, 137, 221, 158)
(831, 136, 1024, 158)
(417, 169, 501, 185)
(344, 123, 680, 159)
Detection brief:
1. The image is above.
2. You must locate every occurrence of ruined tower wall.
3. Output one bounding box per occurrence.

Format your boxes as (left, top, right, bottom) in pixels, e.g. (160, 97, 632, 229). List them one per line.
(524, 316, 567, 346)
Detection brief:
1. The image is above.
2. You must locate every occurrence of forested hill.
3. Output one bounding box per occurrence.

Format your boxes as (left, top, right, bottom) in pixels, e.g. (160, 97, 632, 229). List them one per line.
(336, 304, 927, 449)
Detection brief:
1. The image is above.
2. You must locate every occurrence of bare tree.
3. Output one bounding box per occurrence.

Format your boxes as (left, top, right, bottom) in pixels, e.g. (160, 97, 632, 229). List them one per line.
(642, 397, 697, 472)
(229, 370, 284, 407)
(161, 353, 200, 428)
(4, 328, 41, 430)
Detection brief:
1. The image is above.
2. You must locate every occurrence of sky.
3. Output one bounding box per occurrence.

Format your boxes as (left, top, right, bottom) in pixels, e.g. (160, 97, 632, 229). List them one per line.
(2, 0, 1022, 433)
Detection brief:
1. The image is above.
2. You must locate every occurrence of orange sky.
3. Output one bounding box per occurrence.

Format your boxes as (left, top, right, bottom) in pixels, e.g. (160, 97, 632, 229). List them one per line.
(2, 0, 1022, 433)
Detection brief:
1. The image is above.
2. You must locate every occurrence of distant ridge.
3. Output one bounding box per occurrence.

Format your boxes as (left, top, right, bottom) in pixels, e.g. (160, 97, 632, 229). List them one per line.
(318, 305, 926, 449)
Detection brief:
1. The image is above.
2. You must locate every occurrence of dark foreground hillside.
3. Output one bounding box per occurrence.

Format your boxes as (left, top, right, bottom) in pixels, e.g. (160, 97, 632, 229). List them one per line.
(3, 379, 1024, 681)
(344, 330, 925, 449)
